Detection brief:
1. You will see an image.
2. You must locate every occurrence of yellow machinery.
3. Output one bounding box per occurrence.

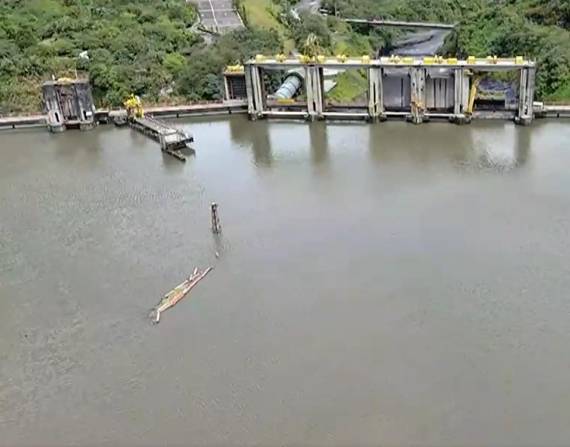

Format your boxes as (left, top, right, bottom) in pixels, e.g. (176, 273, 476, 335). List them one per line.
(225, 64, 244, 73)
(124, 94, 144, 119)
(467, 75, 482, 115)
(56, 77, 76, 84)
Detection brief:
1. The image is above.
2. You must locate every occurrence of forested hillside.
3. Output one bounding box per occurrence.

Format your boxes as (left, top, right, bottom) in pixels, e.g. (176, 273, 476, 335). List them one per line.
(0, 0, 568, 113)
(321, 0, 570, 101)
(0, 0, 280, 113)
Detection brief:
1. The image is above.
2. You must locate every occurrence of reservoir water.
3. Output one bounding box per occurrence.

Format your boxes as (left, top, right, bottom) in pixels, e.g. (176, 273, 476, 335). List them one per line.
(1, 116, 570, 446)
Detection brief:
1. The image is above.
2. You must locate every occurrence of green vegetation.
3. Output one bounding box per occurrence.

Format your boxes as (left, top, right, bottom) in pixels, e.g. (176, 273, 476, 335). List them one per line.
(321, 0, 480, 23)
(237, 0, 297, 51)
(0, 0, 569, 113)
(321, 0, 570, 101)
(0, 0, 200, 112)
(240, 0, 284, 31)
(456, 2, 570, 101)
(177, 28, 282, 100)
(0, 0, 280, 113)
(327, 70, 368, 103)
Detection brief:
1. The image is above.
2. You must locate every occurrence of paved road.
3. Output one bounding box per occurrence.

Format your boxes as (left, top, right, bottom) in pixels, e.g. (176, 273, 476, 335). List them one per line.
(192, 0, 243, 33)
(294, 0, 321, 14)
(391, 29, 451, 56)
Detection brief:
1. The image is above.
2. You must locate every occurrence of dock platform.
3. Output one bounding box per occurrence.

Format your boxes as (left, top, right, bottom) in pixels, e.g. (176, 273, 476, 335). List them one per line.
(128, 116, 194, 161)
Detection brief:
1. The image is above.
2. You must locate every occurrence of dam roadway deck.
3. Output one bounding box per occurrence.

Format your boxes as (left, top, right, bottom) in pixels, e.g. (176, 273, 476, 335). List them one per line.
(0, 100, 569, 131)
(0, 101, 248, 130)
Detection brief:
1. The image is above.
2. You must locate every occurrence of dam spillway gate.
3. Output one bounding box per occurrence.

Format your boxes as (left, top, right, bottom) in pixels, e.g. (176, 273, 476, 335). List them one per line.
(240, 56, 536, 125)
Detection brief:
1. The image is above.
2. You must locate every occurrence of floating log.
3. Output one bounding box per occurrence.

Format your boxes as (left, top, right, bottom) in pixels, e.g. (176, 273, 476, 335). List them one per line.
(154, 266, 213, 323)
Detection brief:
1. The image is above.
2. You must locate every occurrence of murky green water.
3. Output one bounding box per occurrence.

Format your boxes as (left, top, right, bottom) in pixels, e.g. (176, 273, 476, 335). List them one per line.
(1, 116, 570, 446)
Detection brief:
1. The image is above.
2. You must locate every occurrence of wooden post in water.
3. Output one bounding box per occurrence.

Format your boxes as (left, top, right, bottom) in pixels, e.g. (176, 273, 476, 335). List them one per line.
(211, 202, 221, 234)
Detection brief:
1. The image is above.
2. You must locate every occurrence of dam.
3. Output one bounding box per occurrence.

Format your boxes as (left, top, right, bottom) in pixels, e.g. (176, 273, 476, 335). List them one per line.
(239, 55, 536, 125)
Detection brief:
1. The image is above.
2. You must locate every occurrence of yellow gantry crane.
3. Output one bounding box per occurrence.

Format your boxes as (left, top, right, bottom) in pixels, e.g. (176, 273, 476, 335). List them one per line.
(124, 94, 144, 119)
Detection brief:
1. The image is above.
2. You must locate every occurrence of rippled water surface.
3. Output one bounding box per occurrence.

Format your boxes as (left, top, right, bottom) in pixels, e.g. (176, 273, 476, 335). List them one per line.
(1, 117, 570, 446)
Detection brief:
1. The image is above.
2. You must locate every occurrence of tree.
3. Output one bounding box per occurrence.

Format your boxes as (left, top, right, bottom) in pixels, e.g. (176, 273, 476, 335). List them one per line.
(292, 13, 331, 50)
(302, 33, 323, 57)
(163, 52, 186, 77)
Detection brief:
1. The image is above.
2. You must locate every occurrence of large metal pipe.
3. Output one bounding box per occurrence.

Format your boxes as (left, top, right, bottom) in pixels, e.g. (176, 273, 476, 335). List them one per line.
(274, 70, 304, 99)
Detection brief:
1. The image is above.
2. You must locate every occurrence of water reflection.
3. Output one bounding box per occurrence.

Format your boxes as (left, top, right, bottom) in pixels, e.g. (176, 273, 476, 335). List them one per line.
(309, 122, 329, 165)
(160, 150, 188, 172)
(367, 121, 470, 167)
(230, 116, 332, 167)
(229, 114, 532, 173)
(367, 121, 531, 173)
(228, 114, 251, 146)
(515, 126, 532, 167)
(469, 123, 531, 172)
(53, 126, 105, 168)
(250, 121, 272, 167)
(210, 233, 228, 261)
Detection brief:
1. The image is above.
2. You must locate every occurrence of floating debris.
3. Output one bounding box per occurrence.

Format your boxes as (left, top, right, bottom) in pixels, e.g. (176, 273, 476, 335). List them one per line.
(153, 266, 213, 323)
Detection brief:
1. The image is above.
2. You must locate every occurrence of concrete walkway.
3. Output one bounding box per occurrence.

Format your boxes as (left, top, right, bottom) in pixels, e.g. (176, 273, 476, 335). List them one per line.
(190, 0, 243, 33)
